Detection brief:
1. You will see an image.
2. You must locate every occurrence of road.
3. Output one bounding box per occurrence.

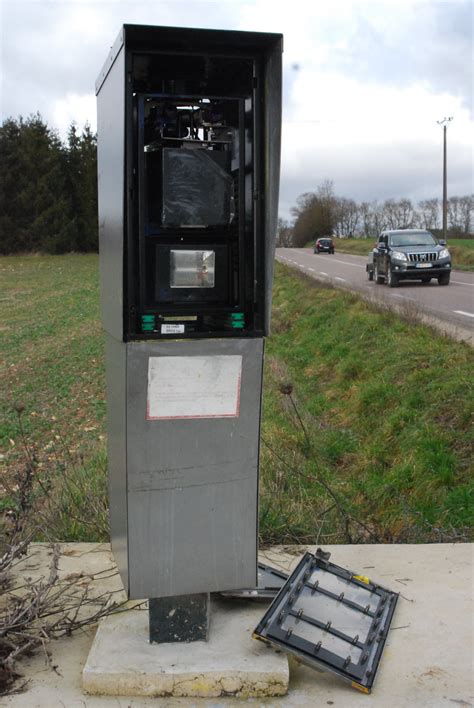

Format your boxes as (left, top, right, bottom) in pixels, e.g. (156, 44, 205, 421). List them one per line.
(276, 248, 474, 344)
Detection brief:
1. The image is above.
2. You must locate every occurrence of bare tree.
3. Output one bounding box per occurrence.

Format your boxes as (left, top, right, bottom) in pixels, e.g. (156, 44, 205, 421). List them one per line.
(382, 198, 415, 230)
(289, 189, 471, 245)
(291, 192, 318, 247)
(397, 199, 415, 228)
(359, 202, 371, 238)
(418, 198, 440, 230)
(314, 179, 338, 237)
(448, 196, 461, 231)
(383, 199, 398, 229)
(276, 217, 293, 247)
(334, 198, 360, 237)
(458, 195, 474, 234)
(291, 180, 337, 247)
(370, 201, 388, 237)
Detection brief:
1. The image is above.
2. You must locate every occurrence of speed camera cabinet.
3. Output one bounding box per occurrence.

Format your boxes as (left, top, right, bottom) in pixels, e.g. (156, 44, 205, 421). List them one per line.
(96, 25, 282, 602)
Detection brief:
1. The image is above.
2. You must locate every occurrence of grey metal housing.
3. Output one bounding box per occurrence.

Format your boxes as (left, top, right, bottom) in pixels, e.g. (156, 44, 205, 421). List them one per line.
(96, 24, 283, 341)
(96, 26, 282, 599)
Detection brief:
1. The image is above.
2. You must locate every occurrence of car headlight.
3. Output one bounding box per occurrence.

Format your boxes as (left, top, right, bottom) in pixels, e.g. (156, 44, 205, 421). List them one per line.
(391, 251, 407, 261)
(439, 248, 450, 259)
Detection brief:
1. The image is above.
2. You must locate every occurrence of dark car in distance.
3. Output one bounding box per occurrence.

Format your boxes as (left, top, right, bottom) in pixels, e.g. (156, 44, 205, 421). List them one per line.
(314, 237, 335, 254)
(367, 229, 451, 287)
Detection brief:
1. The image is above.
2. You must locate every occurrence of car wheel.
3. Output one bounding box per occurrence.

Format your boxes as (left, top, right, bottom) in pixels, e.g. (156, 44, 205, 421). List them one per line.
(438, 273, 450, 286)
(367, 267, 374, 281)
(386, 267, 399, 288)
(374, 263, 384, 284)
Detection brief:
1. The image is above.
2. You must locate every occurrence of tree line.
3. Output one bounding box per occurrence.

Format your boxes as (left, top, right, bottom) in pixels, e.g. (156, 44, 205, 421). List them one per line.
(1, 117, 472, 255)
(280, 180, 474, 248)
(0, 114, 97, 254)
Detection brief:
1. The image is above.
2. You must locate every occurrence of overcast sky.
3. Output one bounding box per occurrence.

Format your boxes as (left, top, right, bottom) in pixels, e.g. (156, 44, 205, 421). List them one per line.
(0, 0, 472, 219)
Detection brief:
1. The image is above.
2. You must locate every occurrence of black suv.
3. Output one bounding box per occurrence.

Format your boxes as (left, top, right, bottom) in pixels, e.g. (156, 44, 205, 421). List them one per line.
(367, 229, 451, 287)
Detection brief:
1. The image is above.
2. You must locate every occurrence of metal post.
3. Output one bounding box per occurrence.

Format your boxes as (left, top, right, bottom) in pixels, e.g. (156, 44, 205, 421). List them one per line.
(442, 124, 447, 239)
(437, 117, 453, 241)
(149, 594, 210, 643)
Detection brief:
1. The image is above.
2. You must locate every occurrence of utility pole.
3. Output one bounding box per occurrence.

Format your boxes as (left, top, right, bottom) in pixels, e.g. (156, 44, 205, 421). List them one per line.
(437, 117, 453, 240)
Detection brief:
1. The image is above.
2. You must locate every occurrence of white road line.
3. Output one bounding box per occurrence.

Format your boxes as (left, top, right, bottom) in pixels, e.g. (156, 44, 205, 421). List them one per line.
(454, 310, 474, 318)
(452, 280, 474, 286)
(320, 271, 328, 276)
(312, 255, 365, 269)
(335, 277, 346, 282)
(308, 268, 315, 272)
(392, 294, 417, 302)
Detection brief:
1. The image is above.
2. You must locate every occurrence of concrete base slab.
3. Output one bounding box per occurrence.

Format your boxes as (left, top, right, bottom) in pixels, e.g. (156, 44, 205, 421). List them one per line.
(82, 596, 289, 698)
(4, 543, 473, 707)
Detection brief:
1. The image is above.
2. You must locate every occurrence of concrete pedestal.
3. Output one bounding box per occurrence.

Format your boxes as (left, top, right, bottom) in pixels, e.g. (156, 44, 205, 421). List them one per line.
(82, 596, 289, 698)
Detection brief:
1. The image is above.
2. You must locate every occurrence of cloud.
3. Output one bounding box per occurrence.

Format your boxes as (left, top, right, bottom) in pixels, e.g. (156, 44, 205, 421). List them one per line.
(280, 73, 473, 218)
(0, 0, 472, 219)
(0, 0, 241, 123)
(52, 93, 97, 136)
(331, 1, 473, 115)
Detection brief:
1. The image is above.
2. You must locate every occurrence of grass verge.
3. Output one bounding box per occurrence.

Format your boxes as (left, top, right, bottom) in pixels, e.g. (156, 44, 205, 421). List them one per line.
(1, 254, 107, 541)
(260, 263, 473, 543)
(1, 255, 472, 544)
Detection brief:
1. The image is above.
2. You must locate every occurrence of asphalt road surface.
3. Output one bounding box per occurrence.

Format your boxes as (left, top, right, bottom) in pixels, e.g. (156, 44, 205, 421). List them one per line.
(276, 247, 474, 343)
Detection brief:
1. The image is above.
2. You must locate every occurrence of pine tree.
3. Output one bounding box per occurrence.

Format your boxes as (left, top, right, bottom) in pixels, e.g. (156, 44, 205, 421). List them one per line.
(0, 114, 70, 254)
(0, 117, 23, 253)
(0, 114, 99, 254)
(77, 123, 98, 251)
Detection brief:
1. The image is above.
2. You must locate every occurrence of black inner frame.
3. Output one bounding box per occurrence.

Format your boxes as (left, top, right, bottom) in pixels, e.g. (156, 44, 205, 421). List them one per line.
(254, 551, 398, 691)
(124, 49, 265, 340)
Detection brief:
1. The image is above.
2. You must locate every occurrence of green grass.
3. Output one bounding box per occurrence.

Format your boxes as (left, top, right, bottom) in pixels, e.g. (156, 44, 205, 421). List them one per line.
(260, 263, 473, 543)
(0, 254, 105, 449)
(448, 238, 474, 249)
(445, 239, 474, 270)
(0, 254, 107, 541)
(1, 255, 473, 544)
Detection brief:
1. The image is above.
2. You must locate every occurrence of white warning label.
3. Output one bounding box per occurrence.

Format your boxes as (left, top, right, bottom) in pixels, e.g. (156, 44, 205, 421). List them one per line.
(147, 355, 242, 420)
(161, 324, 185, 334)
